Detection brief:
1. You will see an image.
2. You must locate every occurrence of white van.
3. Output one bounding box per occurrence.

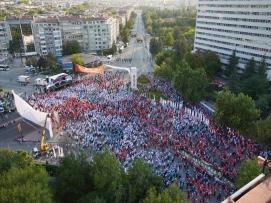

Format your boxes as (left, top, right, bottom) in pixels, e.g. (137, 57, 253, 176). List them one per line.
(17, 75, 30, 85)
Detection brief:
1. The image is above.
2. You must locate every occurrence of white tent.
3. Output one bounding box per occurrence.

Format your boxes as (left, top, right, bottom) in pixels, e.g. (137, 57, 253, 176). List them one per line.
(12, 91, 53, 138)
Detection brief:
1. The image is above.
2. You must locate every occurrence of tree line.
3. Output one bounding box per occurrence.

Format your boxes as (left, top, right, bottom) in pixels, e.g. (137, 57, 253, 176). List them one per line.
(0, 149, 187, 203)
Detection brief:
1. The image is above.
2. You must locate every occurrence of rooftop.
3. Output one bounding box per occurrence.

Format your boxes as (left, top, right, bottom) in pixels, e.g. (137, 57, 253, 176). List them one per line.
(236, 176, 271, 203)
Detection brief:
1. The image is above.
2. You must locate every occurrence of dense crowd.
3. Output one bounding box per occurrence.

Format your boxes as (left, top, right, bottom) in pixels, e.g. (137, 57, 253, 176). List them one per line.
(28, 72, 270, 203)
(0, 90, 15, 113)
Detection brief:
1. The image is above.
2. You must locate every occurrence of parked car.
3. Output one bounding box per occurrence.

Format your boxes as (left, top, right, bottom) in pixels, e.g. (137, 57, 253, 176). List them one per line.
(0, 64, 10, 71)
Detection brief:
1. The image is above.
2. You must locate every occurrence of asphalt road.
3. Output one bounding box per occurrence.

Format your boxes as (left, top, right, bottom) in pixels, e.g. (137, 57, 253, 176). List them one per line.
(0, 58, 42, 96)
(111, 10, 153, 76)
(0, 118, 40, 152)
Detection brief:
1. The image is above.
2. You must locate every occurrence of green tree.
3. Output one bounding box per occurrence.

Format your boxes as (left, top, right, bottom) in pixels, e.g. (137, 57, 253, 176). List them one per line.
(0, 150, 52, 203)
(8, 39, 21, 55)
(249, 116, 271, 148)
(0, 149, 33, 174)
(37, 56, 47, 70)
(71, 54, 85, 66)
(25, 57, 38, 67)
(150, 38, 163, 56)
(56, 153, 92, 203)
(235, 158, 261, 189)
(155, 51, 172, 66)
(143, 183, 187, 203)
(241, 74, 268, 100)
(154, 63, 173, 81)
(225, 51, 238, 77)
(214, 90, 260, 131)
(173, 61, 207, 103)
(92, 151, 126, 203)
(258, 57, 267, 77)
(173, 37, 188, 60)
(241, 57, 256, 80)
(202, 51, 221, 78)
(62, 40, 81, 56)
(164, 32, 174, 47)
(127, 159, 163, 203)
(0, 165, 52, 203)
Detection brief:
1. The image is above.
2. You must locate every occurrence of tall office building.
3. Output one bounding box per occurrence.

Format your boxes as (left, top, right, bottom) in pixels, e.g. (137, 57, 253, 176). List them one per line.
(193, 0, 271, 79)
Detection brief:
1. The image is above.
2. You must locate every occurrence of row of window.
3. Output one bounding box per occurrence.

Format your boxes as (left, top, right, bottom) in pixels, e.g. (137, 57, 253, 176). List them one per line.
(195, 41, 271, 62)
(196, 31, 271, 48)
(198, 10, 271, 16)
(197, 21, 271, 30)
(196, 36, 271, 52)
(199, 4, 271, 8)
(196, 26, 271, 38)
(197, 15, 271, 23)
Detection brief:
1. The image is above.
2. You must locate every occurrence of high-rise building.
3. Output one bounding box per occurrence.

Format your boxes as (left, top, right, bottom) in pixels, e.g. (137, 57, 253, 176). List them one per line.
(193, 0, 271, 79)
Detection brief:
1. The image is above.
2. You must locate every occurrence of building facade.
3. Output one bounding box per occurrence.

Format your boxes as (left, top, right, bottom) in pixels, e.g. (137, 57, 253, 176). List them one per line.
(193, 0, 271, 79)
(3, 14, 121, 57)
(6, 16, 37, 56)
(0, 21, 11, 59)
(58, 16, 84, 49)
(82, 17, 118, 52)
(33, 16, 62, 57)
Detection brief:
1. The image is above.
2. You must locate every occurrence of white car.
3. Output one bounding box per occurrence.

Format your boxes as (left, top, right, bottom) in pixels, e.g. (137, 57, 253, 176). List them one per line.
(0, 64, 10, 71)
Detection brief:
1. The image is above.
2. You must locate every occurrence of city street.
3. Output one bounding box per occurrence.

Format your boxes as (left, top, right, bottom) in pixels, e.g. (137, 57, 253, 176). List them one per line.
(112, 10, 153, 75)
(0, 58, 41, 96)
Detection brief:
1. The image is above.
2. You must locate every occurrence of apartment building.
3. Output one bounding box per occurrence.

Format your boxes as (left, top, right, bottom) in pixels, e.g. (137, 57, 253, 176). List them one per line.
(0, 21, 11, 58)
(58, 16, 84, 49)
(82, 17, 118, 52)
(33, 16, 62, 57)
(6, 16, 37, 56)
(3, 13, 121, 56)
(193, 0, 271, 79)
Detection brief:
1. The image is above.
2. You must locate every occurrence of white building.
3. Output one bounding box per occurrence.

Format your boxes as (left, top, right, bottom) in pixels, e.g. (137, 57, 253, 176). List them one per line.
(82, 17, 118, 52)
(58, 16, 84, 49)
(193, 0, 271, 79)
(0, 21, 11, 59)
(33, 16, 62, 57)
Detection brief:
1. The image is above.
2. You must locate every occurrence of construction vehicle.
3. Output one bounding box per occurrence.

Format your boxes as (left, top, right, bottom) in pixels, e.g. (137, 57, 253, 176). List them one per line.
(32, 116, 50, 158)
(32, 115, 64, 159)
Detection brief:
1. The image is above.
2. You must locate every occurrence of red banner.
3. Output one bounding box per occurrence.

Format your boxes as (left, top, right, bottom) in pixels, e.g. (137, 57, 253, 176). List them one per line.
(74, 64, 104, 74)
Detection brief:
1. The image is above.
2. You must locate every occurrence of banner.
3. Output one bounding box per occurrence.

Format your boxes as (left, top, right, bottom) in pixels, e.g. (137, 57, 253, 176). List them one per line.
(74, 64, 104, 74)
(12, 91, 53, 138)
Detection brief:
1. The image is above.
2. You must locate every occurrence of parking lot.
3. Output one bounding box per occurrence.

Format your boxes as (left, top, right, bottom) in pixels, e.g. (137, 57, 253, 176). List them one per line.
(0, 58, 43, 95)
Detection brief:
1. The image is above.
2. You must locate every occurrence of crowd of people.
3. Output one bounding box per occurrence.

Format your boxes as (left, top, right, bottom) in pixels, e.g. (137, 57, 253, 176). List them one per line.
(28, 72, 270, 203)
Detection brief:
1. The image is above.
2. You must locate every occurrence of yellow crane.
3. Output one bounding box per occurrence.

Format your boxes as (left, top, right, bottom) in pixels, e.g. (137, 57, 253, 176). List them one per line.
(32, 115, 50, 158)
(40, 129, 49, 152)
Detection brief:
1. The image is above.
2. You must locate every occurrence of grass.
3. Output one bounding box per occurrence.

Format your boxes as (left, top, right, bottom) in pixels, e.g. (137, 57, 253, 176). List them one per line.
(147, 89, 165, 101)
(137, 75, 150, 84)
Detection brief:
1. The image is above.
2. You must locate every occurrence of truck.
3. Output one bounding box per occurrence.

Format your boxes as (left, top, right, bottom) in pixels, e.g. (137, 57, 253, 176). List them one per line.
(17, 75, 30, 85)
(35, 73, 72, 92)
